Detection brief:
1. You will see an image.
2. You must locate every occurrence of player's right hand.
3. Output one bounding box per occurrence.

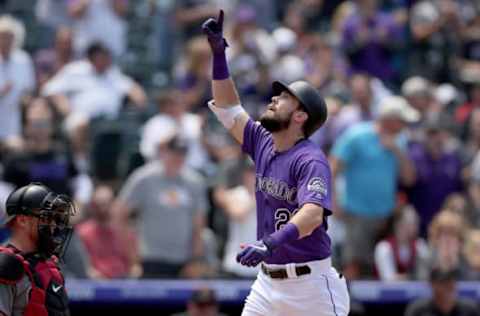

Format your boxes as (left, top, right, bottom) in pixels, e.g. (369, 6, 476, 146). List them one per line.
(236, 240, 272, 267)
(202, 10, 228, 53)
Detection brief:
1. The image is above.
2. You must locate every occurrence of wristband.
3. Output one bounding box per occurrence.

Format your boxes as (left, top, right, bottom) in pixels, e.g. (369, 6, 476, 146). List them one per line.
(212, 50, 229, 80)
(263, 223, 300, 251)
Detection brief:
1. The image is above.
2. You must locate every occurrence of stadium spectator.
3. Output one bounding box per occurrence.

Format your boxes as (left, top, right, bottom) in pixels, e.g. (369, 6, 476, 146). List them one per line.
(330, 96, 418, 279)
(341, 0, 403, 85)
(227, 5, 277, 99)
(214, 159, 257, 278)
(311, 73, 392, 153)
(459, 108, 480, 176)
(455, 3, 480, 85)
(77, 184, 140, 279)
(270, 27, 305, 85)
(34, 26, 75, 91)
(62, 229, 92, 278)
(174, 1, 219, 40)
(456, 81, 480, 125)
(467, 155, 480, 227)
(139, 88, 208, 172)
(310, 96, 344, 153)
(115, 136, 209, 278)
(68, 0, 128, 57)
(441, 193, 470, 224)
(330, 73, 376, 134)
(404, 267, 479, 316)
(408, 0, 467, 83)
(303, 37, 349, 101)
(401, 76, 436, 122)
(374, 206, 429, 281)
(42, 42, 146, 169)
(2, 96, 92, 210)
(42, 41, 146, 120)
(204, 134, 244, 248)
(406, 117, 463, 236)
(0, 15, 35, 148)
(171, 288, 227, 316)
(425, 210, 468, 276)
(462, 229, 480, 280)
(175, 36, 212, 112)
(35, 0, 73, 30)
(282, 1, 310, 49)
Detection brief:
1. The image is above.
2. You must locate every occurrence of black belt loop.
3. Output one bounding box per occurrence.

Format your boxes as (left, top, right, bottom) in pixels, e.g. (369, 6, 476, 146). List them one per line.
(261, 264, 311, 279)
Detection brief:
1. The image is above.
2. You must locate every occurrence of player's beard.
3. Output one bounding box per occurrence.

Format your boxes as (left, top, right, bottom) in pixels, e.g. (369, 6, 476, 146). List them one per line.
(260, 111, 292, 133)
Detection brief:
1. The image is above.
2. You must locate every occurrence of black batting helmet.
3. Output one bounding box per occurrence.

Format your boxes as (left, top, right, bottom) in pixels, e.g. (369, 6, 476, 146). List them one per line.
(272, 80, 327, 137)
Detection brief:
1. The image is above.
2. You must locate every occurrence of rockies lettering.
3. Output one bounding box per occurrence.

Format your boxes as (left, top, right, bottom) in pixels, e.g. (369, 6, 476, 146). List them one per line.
(256, 175, 297, 205)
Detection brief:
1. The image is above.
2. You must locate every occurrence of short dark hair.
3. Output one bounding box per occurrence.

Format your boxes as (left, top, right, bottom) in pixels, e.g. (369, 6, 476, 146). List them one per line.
(429, 266, 458, 282)
(190, 288, 217, 305)
(86, 42, 110, 60)
(166, 136, 188, 153)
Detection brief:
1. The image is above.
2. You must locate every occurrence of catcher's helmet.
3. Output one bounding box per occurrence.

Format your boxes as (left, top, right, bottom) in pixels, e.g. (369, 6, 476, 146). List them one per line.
(272, 80, 327, 137)
(5, 183, 75, 257)
(5, 183, 54, 223)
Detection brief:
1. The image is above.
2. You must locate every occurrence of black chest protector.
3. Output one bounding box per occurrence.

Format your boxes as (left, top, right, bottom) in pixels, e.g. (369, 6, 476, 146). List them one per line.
(0, 246, 70, 316)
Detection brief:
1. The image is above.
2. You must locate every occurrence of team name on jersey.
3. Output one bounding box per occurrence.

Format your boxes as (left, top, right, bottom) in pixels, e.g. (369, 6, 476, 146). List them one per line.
(256, 175, 297, 205)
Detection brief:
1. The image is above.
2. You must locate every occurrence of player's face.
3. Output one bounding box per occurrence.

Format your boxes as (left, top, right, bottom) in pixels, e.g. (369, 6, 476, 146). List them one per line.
(260, 91, 299, 132)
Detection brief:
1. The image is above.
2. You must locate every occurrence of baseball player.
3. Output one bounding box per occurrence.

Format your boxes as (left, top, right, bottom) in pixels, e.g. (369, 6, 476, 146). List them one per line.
(0, 183, 75, 316)
(203, 11, 350, 316)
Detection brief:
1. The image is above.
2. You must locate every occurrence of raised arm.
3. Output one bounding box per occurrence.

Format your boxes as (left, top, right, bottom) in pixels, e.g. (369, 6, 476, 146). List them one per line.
(202, 10, 249, 144)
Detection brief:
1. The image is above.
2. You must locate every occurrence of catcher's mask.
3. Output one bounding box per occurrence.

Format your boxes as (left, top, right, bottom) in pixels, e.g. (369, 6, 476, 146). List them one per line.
(6, 183, 76, 258)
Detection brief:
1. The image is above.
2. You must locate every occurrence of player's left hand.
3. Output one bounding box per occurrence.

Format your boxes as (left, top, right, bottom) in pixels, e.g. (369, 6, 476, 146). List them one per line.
(236, 240, 272, 267)
(202, 10, 228, 54)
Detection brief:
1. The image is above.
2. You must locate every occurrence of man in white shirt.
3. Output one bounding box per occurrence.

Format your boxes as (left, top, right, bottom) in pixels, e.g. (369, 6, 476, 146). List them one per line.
(42, 42, 146, 120)
(0, 15, 35, 144)
(42, 42, 146, 171)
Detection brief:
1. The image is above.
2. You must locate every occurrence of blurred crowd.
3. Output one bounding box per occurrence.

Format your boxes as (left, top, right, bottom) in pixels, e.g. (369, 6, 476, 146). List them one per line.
(0, 0, 480, 286)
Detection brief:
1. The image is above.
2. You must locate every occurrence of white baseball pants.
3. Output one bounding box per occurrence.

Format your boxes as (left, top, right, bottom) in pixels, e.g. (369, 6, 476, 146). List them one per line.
(241, 258, 350, 316)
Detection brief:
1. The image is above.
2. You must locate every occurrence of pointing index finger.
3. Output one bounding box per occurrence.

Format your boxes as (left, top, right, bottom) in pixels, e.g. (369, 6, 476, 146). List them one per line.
(218, 10, 224, 27)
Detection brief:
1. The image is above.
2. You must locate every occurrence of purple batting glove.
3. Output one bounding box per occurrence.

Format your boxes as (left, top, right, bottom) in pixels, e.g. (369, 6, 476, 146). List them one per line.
(202, 10, 228, 54)
(236, 240, 272, 267)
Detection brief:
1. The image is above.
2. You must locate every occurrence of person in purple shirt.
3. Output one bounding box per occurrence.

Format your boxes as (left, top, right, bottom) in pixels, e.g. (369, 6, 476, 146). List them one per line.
(406, 118, 463, 236)
(342, 0, 403, 84)
(202, 10, 349, 316)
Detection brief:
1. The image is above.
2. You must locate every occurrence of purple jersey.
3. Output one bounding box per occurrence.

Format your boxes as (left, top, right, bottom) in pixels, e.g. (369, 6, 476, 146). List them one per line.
(242, 119, 333, 264)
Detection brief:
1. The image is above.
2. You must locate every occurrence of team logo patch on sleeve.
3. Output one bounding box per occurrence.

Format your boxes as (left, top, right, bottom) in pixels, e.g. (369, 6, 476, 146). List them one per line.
(307, 177, 327, 197)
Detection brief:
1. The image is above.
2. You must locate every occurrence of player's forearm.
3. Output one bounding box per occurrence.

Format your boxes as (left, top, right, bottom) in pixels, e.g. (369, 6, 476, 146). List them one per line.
(263, 204, 324, 253)
(290, 203, 324, 238)
(212, 78, 241, 108)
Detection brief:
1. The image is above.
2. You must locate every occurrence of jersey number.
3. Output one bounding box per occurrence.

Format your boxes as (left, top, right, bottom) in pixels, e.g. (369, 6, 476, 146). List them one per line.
(274, 208, 298, 231)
